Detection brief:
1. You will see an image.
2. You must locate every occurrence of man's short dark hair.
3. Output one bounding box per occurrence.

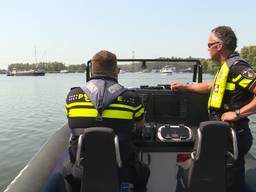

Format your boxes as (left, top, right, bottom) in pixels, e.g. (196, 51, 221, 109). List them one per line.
(211, 26, 237, 52)
(91, 50, 117, 75)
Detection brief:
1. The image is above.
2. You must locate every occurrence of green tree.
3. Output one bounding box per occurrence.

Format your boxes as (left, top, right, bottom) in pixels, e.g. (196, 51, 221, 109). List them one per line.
(240, 45, 256, 68)
(67, 64, 86, 72)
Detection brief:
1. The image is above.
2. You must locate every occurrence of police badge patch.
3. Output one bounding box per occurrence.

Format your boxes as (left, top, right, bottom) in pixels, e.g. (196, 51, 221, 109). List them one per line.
(241, 67, 256, 80)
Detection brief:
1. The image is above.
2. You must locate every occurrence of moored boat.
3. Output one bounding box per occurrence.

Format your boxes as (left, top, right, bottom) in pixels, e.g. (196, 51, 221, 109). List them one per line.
(6, 68, 45, 76)
(160, 65, 175, 74)
(60, 70, 69, 73)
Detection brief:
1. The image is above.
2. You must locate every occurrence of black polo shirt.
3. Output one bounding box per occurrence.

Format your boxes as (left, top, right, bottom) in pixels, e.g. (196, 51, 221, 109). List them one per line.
(222, 53, 256, 113)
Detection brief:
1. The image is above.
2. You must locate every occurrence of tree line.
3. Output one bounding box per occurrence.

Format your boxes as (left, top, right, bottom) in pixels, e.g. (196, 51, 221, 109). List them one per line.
(119, 46, 256, 74)
(4, 45, 256, 74)
(204, 45, 256, 73)
(7, 62, 86, 73)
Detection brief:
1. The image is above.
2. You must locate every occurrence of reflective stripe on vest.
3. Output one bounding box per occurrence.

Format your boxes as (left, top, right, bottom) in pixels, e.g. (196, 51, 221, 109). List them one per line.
(226, 82, 236, 91)
(68, 108, 134, 119)
(208, 56, 243, 109)
(134, 107, 145, 118)
(66, 76, 145, 120)
(66, 101, 143, 120)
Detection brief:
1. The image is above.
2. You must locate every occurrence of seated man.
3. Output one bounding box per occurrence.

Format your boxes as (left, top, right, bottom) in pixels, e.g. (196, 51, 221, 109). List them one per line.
(64, 50, 150, 192)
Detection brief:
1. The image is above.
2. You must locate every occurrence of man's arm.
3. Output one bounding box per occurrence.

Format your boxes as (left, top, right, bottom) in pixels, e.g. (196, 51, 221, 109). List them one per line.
(221, 63, 256, 122)
(132, 92, 145, 129)
(135, 116, 145, 129)
(221, 86, 256, 121)
(238, 96, 256, 117)
(170, 82, 213, 93)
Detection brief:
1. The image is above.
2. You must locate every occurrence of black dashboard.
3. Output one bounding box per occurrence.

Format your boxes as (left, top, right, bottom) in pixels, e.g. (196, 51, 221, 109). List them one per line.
(133, 86, 209, 152)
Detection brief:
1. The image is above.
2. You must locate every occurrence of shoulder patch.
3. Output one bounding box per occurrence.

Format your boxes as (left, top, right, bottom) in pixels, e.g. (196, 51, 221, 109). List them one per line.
(241, 67, 256, 80)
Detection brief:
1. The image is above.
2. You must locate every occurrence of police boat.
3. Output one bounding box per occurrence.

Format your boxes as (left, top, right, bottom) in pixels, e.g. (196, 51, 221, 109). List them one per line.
(4, 59, 256, 192)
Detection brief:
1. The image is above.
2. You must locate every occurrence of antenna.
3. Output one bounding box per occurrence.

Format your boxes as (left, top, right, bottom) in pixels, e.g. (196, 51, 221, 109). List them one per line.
(34, 46, 38, 64)
(42, 49, 47, 63)
(132, 50, 135, 71)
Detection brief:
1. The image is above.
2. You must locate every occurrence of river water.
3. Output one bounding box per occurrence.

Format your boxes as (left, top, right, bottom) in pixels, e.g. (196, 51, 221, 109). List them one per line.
(0, 72, 255, 191)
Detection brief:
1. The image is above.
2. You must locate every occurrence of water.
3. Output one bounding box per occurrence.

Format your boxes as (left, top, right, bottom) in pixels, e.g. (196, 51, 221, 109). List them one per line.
(0, 72, 255, 191)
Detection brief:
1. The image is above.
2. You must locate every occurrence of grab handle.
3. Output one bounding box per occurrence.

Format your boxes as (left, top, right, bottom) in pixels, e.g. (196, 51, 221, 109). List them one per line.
(228, 128, 238, 160)
(75, 134, 83, 167)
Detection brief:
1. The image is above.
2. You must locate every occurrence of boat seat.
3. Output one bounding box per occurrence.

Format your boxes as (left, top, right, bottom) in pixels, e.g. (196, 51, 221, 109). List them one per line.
(176, 121, 238, 192)
(75, 127, 122, 192)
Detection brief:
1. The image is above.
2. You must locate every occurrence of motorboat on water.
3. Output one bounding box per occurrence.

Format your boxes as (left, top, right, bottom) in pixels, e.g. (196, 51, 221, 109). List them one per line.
(179, 67, 192, 73)
(4, 59, 256, 192)
(160, 65, 175, 74)
(60, 70, 69, 73)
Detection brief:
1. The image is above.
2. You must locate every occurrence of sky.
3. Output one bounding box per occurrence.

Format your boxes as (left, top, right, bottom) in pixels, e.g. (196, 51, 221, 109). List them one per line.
(0, 0, 256, 69)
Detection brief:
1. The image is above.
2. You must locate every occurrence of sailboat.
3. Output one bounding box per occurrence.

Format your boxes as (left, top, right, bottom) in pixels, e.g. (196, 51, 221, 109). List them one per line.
(6, 48, 46, 76)
(6, 68, 45, 76)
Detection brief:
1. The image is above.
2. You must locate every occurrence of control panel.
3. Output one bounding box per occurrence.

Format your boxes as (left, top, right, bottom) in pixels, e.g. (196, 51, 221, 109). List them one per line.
(138, 123, 194, 143)
(132, 85, 209, 150)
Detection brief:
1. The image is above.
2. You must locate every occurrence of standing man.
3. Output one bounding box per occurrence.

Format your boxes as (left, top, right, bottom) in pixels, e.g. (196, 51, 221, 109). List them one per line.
(65, 50, 150, 192)
(171, 26, 255, 191)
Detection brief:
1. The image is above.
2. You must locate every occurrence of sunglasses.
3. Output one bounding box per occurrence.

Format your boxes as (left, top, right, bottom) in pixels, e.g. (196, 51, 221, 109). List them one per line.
(208, 41, 221, 48)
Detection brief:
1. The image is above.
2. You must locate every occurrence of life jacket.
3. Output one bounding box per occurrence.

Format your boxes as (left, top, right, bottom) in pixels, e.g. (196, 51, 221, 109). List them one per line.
(208, 55, 245, 110)
(81, 78, 127, 120)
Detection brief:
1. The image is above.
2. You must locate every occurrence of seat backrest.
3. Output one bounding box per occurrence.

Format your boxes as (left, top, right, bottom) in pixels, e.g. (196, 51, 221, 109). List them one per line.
(79, 127, 121, 192)
(188, 121, 230, 192)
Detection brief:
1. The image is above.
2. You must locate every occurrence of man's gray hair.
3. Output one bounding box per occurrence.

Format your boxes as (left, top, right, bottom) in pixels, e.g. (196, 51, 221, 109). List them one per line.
(211, 26, 237, 52)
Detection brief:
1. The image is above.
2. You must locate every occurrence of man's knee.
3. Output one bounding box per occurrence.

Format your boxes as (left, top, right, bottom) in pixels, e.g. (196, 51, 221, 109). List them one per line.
(226, 158, 245, 191)
(43, 173, 68, 192)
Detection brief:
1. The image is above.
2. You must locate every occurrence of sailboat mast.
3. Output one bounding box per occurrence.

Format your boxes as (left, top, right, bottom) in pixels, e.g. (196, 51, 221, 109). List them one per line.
(34, 46, 38, 68)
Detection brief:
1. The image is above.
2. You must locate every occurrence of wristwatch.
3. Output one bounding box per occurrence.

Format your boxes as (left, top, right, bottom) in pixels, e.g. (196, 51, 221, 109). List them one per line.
(235, 109, 240, 117)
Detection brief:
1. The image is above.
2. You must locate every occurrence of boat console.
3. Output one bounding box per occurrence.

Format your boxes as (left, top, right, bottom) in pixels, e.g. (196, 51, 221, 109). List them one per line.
(133, 85, 209, 152)
(122, 85, 209, 192)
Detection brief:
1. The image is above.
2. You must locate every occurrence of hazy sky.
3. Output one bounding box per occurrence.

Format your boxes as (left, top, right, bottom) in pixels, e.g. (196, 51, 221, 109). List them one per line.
(0, 0, 256, 69)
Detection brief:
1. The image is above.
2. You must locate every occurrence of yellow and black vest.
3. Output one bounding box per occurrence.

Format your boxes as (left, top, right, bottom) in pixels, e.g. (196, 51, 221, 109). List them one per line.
(208, 55, 244, 110)
(66, 76, 145, 162)
(80, 78, 127, 120)
(66, 77, 144, 123)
